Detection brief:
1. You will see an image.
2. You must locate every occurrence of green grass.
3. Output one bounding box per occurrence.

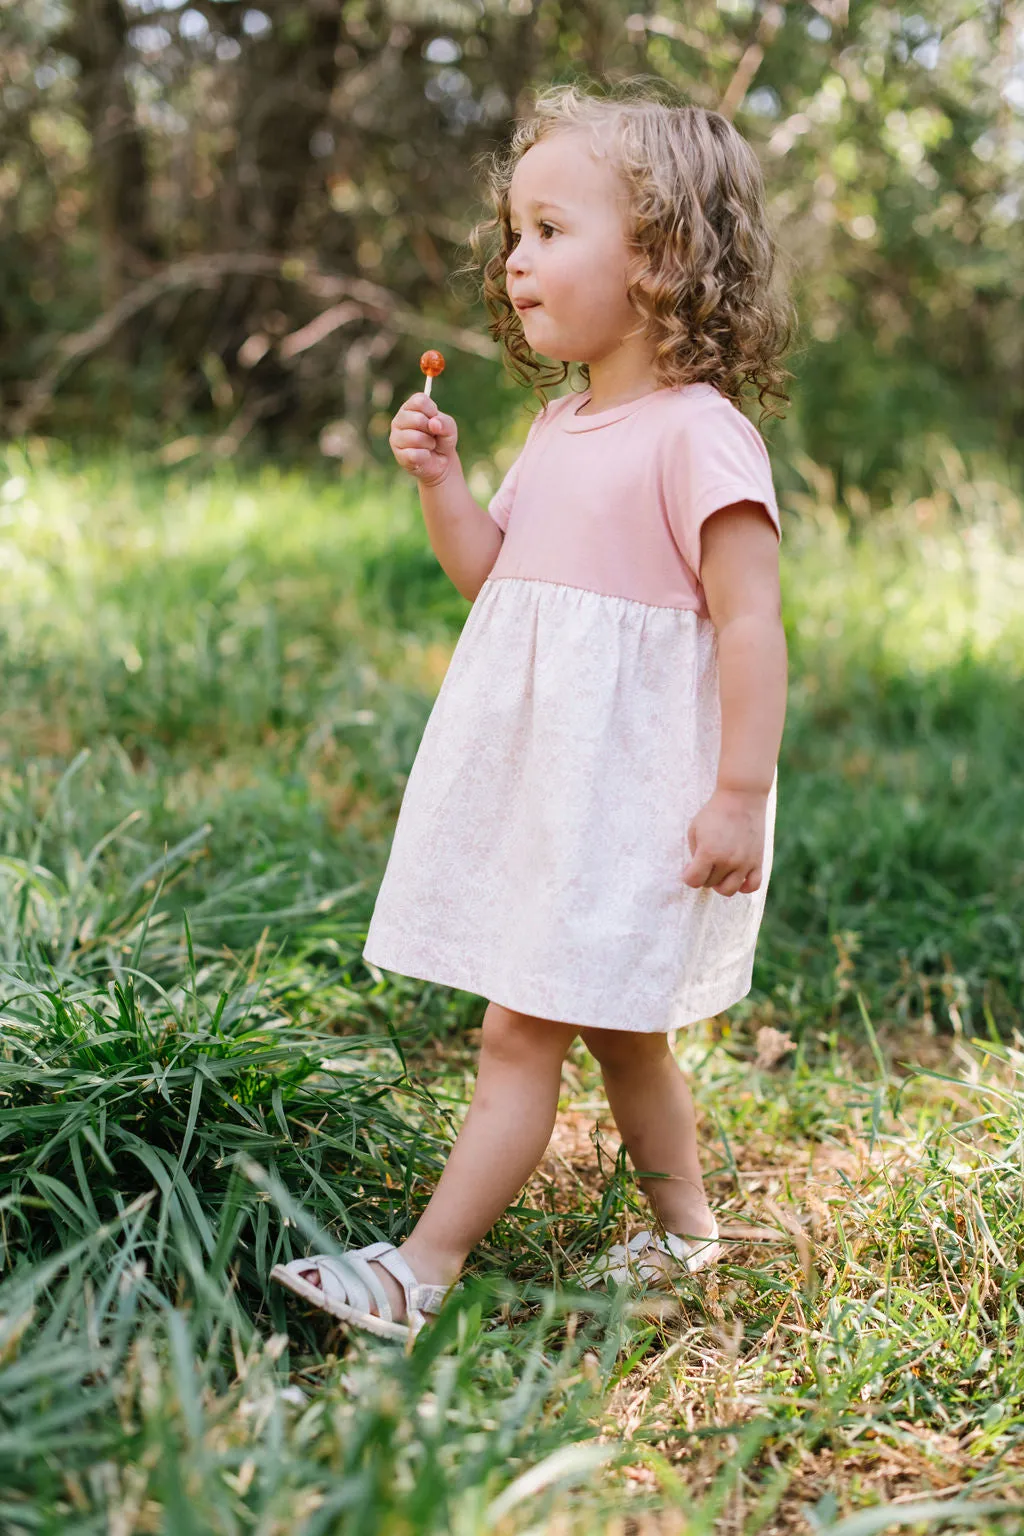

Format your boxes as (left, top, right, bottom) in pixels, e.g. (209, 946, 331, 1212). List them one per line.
(1, 434, 1023, 1533)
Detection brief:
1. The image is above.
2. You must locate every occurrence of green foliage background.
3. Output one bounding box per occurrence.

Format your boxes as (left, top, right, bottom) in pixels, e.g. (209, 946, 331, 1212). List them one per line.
(1, 0, 1022, 500)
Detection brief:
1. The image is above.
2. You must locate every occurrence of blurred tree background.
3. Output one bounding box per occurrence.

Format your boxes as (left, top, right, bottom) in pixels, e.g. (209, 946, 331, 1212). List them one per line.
(1, 0, 1021, 499)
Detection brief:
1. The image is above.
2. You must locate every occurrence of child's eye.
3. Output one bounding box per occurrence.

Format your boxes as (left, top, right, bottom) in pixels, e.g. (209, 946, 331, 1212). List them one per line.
(508, 222, 557, 246)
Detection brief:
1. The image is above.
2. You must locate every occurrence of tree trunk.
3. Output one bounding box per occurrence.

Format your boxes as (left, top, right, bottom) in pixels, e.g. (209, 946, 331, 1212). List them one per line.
(60, 0, 161, 310)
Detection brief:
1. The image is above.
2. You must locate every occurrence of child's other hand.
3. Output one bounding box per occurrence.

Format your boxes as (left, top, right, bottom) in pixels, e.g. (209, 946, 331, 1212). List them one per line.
(390, 392, 459, 487)
(682, 787, 767, 897)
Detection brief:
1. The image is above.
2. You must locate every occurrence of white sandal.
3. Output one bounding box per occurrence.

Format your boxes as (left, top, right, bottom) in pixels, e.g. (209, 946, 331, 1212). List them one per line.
(579, 1218, 720, 1288)
(271, 1241, 463, 1343)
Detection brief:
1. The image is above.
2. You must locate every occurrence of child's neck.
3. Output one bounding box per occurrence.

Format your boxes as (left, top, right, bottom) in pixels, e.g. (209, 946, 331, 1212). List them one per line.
(582, 351, 661, 414)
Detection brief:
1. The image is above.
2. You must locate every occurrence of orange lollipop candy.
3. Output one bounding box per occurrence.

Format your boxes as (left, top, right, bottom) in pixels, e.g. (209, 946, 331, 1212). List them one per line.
(419, 349, 445, 398)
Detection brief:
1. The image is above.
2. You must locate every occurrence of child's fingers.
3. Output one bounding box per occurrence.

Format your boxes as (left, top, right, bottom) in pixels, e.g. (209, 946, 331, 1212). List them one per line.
(399, 449, 439, 475)
(712, 867, 752, 897)
(392, 427, 437, 451)
(393, 415, 454, 452)
(428, 411, 457, 440)
(396, 397, 454, 437)
(684, 852, 755, 894)
(682, 851, 715, 888)
(703, 862, 733, 889)
(402, 392, 438, 415)
(393, 410, 435, 437)
(393, 398, 439, 432)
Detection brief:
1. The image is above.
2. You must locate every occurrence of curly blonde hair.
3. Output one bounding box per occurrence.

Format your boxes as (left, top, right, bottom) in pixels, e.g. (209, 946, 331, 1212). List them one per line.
(464, 79, 797, 427)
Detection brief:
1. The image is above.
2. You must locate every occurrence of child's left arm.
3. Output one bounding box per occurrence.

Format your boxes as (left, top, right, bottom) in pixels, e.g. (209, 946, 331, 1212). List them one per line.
(682, 502, 787, 898)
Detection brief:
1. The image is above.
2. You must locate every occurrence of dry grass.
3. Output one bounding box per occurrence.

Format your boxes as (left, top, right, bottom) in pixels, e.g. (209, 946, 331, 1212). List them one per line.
(504, 1018, 1024, 1531)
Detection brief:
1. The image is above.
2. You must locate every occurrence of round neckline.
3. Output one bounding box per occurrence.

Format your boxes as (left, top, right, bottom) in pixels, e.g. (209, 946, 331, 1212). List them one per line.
(560, 382, 714, 432)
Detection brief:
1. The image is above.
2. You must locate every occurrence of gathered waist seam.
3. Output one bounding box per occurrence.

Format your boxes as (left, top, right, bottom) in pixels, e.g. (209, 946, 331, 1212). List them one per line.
(482, 574, 705, 618)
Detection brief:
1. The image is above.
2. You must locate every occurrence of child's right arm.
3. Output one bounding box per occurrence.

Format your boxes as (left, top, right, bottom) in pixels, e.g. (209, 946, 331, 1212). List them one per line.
(389, 391, 502, 602)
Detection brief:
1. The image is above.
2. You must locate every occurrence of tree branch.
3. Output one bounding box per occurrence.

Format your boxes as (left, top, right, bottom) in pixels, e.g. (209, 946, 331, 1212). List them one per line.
(8, 252, 497, 436)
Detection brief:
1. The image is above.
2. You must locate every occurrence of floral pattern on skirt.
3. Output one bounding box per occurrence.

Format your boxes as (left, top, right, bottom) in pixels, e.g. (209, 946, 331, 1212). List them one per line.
(362, 575, 776, 1032)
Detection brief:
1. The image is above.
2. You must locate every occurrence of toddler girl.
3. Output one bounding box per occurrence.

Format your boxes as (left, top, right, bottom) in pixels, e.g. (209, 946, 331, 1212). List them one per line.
(272, 82, 794, 1343)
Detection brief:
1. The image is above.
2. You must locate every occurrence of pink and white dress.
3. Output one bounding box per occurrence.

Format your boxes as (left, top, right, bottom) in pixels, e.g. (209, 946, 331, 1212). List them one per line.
(362, 382, 782, 1033)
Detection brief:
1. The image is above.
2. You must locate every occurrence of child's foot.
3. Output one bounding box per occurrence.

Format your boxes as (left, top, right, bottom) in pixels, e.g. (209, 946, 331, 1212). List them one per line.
(580, 1209, 719, 1290)
(295, 1257, 408, 1322)
(294, 1247, 459, 1325)
(643, 1218, 720, 1279)
(649, 1201, 718, 1276)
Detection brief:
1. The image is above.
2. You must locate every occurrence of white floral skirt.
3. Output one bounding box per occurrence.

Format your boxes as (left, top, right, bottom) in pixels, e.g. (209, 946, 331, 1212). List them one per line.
(362, 576, 776, 1033)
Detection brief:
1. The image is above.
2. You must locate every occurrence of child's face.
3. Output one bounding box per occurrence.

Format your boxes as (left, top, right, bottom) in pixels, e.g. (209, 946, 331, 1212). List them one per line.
(505, 132, 645, 367)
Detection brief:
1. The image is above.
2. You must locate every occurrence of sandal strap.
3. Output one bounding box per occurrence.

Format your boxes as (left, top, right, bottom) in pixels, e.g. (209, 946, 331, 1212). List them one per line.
(659, 1217, 720, 1273)
(581, 1218, 719, 1287)
(369, 1244, 458, 1317)
(312, 1252, 395, 1322)
(411, 1282, 453, 1315)
(281, 1243, 464, 1323)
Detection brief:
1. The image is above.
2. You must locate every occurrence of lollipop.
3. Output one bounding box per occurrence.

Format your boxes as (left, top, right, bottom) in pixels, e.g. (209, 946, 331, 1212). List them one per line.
(419, 349, 445, 398)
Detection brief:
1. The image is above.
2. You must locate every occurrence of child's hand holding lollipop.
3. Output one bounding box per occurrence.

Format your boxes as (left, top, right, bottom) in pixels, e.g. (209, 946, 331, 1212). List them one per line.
(389, 350, 458, 487)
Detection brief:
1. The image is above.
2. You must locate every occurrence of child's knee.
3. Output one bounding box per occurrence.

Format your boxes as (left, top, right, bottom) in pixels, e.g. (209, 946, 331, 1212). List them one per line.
(480, 1001, 577, 1066)
(579, 1026, 670, 1075)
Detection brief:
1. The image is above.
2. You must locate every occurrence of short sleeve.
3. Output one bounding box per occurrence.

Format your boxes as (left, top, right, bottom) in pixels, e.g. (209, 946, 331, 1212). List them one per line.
(664, 403, 781, 582)
(487, 408, 547, 533)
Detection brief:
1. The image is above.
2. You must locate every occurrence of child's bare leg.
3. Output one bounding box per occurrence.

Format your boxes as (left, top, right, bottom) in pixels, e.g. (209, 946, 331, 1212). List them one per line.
(578, 1027, 715, 1240)
(299, 1002, 577, 1321)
